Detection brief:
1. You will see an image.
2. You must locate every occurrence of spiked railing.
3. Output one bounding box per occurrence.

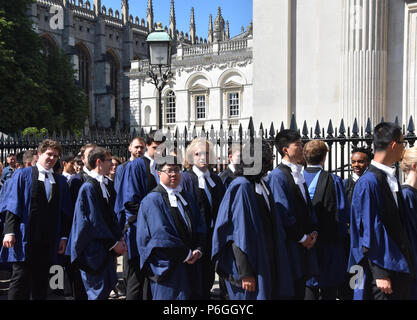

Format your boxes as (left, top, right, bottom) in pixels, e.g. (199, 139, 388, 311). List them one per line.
(1, 115, 415, 178)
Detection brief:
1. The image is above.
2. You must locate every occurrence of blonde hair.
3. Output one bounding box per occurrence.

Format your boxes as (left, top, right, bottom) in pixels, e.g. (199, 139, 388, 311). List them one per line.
(400, 147, 417, 174)
(184, 137, 216, 170)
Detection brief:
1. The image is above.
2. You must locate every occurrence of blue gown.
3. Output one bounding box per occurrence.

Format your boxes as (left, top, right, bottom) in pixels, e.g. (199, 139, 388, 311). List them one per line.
(0, 167, 72, 263)
(137, 186, 206, 300)
(349, 168, 413, 299)
(401, 185, 417, 299)
(114, 157, 148, 260)
(212, 176, 294, 300)
(303, 169, 349, 289)
(266, 166, 319, 283)
(66, 179, 121, 300)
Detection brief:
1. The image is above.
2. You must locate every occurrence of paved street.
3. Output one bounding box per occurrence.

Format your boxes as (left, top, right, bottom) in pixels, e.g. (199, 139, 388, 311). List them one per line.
(0, 256, 221, 300)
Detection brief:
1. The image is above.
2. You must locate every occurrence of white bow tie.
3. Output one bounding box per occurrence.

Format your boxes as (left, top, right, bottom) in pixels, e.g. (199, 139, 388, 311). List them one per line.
(255, 179, 271, 210)
(168, 186, 188, 208)
(96, 175, 110, 200)
(38, 170, 56, 184)
(386, 174, 399, 193)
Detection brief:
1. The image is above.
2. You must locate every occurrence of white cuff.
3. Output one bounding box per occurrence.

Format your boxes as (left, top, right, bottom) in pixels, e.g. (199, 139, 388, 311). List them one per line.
(298, 234, 308, 243)
(183, 249, 193, 263)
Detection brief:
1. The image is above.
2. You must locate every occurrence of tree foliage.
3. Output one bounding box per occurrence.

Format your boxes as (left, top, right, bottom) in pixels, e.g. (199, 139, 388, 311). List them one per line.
(0, 0, 89, 134)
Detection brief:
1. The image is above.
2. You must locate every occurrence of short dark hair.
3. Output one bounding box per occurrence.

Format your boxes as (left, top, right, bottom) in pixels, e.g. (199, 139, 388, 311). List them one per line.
(80, 143, 97, 157)
(130, 136, 145, 145)
(351, 146, 373, 161)
(23, 149, 38, 164)
(61, 153, 75, 163)
(146, 130, 166, 145)
(234, 140, 274, 182)
(88, 147, 111, 169)
(275, 130, 301, 157)
(16, 151, 25, 165)
(373, 122, 402, 152)
(38, 139, 63, 156)
(155, 156, 182, 171)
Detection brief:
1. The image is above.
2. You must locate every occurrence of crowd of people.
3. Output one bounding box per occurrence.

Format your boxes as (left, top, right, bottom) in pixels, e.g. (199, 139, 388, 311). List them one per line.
(0, 122, 416, 300)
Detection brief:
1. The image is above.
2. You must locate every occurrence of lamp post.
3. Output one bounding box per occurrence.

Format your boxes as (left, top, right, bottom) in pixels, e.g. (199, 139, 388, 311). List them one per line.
(146, 23, 173, 129)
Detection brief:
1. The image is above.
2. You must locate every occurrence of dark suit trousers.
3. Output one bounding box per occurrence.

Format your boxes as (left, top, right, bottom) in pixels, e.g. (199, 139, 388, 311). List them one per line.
(8, 245, 51, 300)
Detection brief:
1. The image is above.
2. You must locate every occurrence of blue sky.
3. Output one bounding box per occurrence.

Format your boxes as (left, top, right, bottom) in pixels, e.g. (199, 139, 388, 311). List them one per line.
(101, 0, 253, 39)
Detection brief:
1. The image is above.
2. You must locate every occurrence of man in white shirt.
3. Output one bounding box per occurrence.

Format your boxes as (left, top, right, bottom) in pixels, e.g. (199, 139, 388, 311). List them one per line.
(349, 122, 415, 300)
(61, 154, 76, 181)
(218, 143, 241, 188)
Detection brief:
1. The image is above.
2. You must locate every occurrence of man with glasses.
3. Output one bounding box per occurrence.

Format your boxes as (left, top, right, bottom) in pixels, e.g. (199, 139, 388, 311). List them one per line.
(349, 122, 416, 300)
(136, 157, 206, 300)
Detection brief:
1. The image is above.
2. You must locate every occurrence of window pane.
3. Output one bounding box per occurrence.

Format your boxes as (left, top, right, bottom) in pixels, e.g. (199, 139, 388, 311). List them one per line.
(196, 95, 206, 119)
(229, 92, 239, 117)
(166, 91, 176, 124)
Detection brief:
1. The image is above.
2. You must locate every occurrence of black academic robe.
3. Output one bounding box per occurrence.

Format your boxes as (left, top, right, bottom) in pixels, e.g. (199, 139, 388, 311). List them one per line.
(343, 175, 356, 205)
(218, 167, 235, 189)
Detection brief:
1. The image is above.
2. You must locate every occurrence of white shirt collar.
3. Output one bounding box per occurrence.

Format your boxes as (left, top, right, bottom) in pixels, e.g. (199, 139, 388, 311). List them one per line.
(282, 159, 303, 173)
(352, 172, 360, 182)
(88, 169, 109, 199)
(192, 165, 216, 189)
(228, 164, 236, 173)
(62, 172, 73, 180)
(160, 182, 187, 207)
(83, 166, 91, 175)
(36, 162, 56, 184)
(371, 160, 396, 178)
(307, 164, 323, 169)
(144, 153, 154, 166)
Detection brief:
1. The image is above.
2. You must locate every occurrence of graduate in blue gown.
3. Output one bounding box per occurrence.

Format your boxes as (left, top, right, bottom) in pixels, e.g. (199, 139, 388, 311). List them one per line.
(349, 122, 415, 300)
(398, 147, 417, 299)
(114, 155, 151, 300)
(66, 147, 127, 300)
(266, 130, 319, 300)
(302, 140, 349, 300)
(212, 141, 294, 300)
(181, 137, 225, 299)
(1, 140, 72, 300)
(137, 157, 206, 300)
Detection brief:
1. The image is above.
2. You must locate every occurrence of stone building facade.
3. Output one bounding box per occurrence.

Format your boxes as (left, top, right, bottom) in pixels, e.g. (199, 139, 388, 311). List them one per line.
(28, 0, 218, 130)
(128, 8, 253, 131)
(253, 0, 417, 131)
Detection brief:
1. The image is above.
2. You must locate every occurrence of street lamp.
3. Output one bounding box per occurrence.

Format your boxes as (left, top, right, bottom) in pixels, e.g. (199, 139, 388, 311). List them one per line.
(146, 22, 173, 129)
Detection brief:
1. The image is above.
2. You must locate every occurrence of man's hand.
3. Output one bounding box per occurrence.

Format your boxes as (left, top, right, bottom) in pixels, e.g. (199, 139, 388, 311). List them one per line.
(113, 239, 128, 256)
(376, 277, 393, 294)
(57, 239, 67, 254)
(300, 234, 313, 249)
(242, 277, 256, 292)
(185, 250, 202, 265)
(306, 232, 318, 250)
(3, 234, 15, 248)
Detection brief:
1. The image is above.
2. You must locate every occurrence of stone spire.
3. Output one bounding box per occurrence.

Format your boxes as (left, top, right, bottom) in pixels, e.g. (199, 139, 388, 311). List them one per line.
(189, 7, 196, 44)
(208, 14, 213, 43)
(94, 0, 101, 16)
(225, 20, 230, 39)
(147, 0, 154, 32)
(214, 6, 225, 42)
(121, 0, 129, 25)
(169, 0, 176, 40)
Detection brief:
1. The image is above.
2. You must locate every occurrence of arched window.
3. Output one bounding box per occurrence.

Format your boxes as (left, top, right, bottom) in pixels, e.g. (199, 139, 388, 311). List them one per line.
(40, 34, 57, 57)
(75, 44, 91, 94)
(165, 91, 176, 124)
(106, 51, 120, 123)
(145, 106, 151, 126)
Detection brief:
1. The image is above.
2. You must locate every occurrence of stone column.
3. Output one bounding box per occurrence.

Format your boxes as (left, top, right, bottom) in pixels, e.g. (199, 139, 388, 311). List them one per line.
(341, 0, 388, 128)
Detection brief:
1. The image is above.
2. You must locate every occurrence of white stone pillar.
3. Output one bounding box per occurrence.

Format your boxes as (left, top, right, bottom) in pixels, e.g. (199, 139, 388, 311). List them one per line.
(341, 0, 388, 128)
